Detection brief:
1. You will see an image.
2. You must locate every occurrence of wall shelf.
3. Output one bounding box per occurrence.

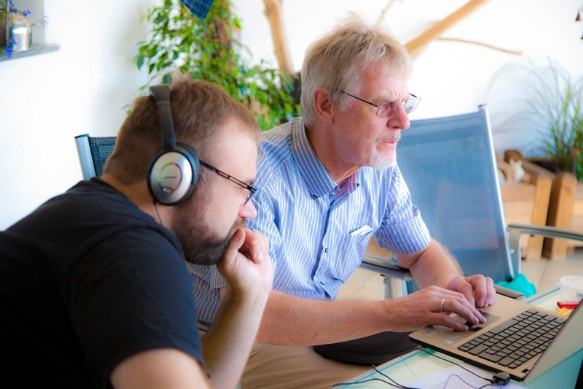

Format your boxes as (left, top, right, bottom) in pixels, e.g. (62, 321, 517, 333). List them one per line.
(0, 43, 59, 61)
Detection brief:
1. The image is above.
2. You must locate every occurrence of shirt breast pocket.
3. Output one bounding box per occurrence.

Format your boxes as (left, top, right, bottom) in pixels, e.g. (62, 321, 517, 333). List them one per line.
(330, 231, 375, 282)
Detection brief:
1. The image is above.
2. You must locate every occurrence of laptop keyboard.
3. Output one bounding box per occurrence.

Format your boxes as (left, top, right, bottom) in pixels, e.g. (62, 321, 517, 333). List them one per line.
(458, 309, 566, 369)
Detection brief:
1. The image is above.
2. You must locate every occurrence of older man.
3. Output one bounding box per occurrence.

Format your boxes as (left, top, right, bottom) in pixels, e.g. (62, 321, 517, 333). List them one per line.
(191, 14, 496, 388)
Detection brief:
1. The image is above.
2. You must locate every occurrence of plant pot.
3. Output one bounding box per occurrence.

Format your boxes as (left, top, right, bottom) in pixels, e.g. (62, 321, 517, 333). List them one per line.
(9, 12, 32, 52)
(10, 21, 31, 51)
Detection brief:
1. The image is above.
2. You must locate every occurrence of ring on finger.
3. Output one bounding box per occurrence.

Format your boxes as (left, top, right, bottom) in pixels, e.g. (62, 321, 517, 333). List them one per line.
(440, 298, 446, 312)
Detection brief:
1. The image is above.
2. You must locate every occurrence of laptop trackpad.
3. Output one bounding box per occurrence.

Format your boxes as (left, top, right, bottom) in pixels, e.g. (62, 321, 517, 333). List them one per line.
(432, 311, 501, 332)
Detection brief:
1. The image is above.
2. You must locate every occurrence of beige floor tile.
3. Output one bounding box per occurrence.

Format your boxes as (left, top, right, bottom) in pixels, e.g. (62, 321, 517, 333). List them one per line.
(520, 259, 548, 292)
(537, 257, 583, 293)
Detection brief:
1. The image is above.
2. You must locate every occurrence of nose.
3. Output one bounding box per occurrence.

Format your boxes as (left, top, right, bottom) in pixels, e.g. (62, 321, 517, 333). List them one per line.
(239, 198, 257, 219)
(388, 104, 411, 131)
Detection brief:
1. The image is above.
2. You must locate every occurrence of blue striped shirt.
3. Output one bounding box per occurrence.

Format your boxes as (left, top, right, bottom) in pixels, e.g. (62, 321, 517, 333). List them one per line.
(189, 118, 430, 323)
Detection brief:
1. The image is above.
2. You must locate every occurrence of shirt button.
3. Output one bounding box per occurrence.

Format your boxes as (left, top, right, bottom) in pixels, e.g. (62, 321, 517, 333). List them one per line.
(324, 248, 329, 253)
(312, 195, 317, 199)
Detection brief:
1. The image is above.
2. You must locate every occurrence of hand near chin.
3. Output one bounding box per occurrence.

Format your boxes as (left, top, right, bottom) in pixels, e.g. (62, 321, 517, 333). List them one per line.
(217, 228, 273, 297)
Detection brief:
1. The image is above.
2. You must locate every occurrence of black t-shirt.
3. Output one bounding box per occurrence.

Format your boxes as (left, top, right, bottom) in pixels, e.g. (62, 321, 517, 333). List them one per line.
(0, 179, 203, 388)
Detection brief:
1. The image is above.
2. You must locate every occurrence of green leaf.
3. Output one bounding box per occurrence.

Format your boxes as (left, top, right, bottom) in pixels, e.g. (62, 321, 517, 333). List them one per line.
(136, 55, 145, 69)
(131, 0, 300, 131)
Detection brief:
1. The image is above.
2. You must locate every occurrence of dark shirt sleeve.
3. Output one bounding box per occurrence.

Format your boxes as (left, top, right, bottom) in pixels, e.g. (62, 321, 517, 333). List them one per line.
(63, 227, 202, 386)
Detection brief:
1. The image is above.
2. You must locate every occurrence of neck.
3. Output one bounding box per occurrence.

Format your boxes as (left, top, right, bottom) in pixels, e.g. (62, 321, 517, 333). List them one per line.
(305, 124, 361, 185)
(101, 173, 168, 226)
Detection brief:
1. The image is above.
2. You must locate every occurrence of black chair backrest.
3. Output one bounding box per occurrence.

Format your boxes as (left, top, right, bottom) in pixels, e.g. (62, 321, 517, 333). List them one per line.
(75, 134, 116, 179)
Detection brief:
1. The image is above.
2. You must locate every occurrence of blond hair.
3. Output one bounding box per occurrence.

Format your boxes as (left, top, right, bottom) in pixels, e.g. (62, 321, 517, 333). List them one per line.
(301, 13, 412, 126)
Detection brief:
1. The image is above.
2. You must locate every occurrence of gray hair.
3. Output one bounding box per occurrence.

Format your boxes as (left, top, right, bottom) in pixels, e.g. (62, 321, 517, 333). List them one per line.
(300, 13, 412, 126)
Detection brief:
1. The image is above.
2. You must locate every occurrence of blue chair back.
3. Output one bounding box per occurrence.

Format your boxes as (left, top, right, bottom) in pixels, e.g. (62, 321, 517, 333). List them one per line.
(396, 106, 515, 282)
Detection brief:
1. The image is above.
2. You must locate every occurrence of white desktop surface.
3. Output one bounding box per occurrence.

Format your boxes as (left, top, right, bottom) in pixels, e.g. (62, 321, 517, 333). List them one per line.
(339, 289, 582, 389)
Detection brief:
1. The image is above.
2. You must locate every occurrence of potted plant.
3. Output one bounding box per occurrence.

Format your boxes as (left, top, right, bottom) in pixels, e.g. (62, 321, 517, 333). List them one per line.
(518, 59, 583, 258)
(134, 0, 299, 131)
(1, 1, 13, 58)
(0, 0, 48, 58)
(526, 59, 583, 181)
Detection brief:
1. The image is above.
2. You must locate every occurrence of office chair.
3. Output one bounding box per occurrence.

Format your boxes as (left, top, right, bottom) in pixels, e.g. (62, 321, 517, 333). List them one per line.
(361, 106, 583, 299)
(75, 134, 117, 179)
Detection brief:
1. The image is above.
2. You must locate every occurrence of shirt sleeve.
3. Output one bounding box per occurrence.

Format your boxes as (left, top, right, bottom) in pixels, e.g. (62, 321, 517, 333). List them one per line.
(375, 167, 431, 254)
(247, 186, 283, 272)
(186, 262, 225, 324)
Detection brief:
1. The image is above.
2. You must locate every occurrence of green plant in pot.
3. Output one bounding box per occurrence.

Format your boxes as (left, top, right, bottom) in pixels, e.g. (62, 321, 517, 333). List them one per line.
(135, 0, 299, 131)
(527, 59, 583, 181)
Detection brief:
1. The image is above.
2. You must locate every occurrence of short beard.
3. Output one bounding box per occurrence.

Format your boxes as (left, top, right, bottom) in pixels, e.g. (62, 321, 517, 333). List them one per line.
(368, 149, 397, 169)
(171, 187, 245, 266)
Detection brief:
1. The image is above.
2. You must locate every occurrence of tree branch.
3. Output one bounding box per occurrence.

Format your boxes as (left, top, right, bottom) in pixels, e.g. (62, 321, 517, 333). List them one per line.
(437, 37, 522, 55)
(263, 0, 294, 73)
(405, 0, 491, 56)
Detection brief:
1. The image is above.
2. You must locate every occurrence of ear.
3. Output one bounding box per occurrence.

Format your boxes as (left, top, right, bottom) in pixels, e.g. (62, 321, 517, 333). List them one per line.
(313, 88, 335, 124)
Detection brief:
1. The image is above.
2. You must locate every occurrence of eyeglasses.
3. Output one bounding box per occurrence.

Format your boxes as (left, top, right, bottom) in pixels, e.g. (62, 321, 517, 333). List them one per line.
(199, 160, 257, 205)
(338, 89, 420, 117)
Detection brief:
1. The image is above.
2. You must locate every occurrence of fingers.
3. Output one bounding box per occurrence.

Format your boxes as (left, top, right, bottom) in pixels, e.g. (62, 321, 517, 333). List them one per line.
(465, 275, 496, 307)
(218, 228, 273, 292)
(240, 228, 268, 264)
(421, 286, 485, 328)
(438, 289, 485, 321)
(395, 287, 486, 332)
(223, 228, 246, 261)
(446, 276, 476, 306)
(445, 275, 496, 308)
(439, 296, 485, 326)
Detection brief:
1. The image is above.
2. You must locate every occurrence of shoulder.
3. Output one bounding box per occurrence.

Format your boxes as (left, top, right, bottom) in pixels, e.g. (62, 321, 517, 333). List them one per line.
(258, 119, 298, 162)
(255, 119, 301, 186)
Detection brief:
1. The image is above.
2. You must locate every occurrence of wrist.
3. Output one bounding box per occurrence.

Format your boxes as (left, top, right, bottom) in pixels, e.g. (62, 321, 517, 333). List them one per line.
(227, 285, 270, 309)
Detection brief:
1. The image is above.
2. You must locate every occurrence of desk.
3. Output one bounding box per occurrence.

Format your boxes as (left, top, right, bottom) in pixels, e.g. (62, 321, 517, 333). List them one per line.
(340, 289, 583, 388)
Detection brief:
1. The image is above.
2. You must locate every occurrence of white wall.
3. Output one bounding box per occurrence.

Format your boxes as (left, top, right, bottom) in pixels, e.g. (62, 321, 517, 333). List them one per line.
(0, 0, 155, 229)
(1, 0, 581, 229)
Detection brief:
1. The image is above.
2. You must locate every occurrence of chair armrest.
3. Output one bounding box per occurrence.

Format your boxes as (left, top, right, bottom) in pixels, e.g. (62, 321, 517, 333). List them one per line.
(507, 223, 583, 275)
(494, 284, 524, 299)
(362, 255, 524, 299)
(361, 255, 412, 280)
(508, 223, 583, 242)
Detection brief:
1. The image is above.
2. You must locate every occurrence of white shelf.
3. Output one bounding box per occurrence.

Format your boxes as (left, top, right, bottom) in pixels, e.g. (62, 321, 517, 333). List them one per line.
(0, 43, 59, 61)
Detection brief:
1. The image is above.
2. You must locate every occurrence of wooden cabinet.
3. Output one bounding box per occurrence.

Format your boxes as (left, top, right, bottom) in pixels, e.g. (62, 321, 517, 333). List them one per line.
(499, 152, 553, 260)
(503, 150, 583, 260)
(545, 173, 583, 259)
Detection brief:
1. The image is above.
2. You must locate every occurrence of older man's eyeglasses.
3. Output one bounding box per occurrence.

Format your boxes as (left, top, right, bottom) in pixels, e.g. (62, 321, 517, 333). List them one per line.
(338, 89, 420, 117)
(199, 160, 257, 205)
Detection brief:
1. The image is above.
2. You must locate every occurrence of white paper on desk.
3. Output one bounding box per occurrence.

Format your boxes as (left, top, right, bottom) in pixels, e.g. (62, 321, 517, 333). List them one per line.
(407, 365, 525, 389)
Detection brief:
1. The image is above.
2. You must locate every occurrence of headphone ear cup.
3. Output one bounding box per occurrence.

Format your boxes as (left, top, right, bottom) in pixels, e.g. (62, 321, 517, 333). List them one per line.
(148, 143, 200, 205)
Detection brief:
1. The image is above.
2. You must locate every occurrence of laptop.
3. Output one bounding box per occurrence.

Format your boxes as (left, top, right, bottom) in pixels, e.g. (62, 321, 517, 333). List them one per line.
(409, 293, 583, 383)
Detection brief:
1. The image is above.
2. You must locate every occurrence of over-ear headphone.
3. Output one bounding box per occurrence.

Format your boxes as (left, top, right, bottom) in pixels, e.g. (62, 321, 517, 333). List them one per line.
(148, 84, 200, 205)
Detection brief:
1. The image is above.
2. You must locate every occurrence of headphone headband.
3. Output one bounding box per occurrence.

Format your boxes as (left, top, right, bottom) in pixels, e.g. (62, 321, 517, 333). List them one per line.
(149, 84, 176, 152)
